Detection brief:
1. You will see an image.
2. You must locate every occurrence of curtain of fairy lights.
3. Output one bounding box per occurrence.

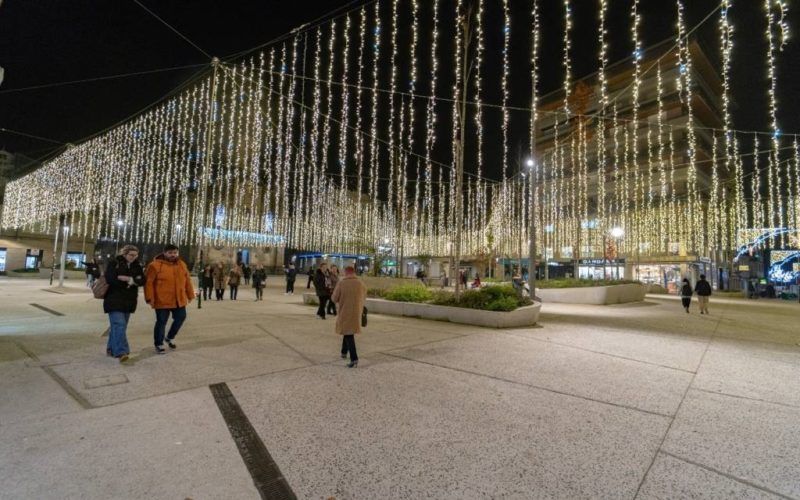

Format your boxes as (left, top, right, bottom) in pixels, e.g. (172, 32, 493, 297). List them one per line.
(2, 0, 797, 264)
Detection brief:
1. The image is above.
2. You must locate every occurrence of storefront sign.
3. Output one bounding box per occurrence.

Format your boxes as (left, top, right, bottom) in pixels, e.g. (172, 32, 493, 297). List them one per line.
(738, 265, 750, 271)
(579, 258, 625, 265)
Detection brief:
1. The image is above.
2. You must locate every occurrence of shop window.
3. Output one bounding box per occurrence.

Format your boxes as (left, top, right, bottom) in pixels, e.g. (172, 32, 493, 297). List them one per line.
(25, 249, 42, 269)
(66, 252, 86, 269)
(0, 248, 6, 272)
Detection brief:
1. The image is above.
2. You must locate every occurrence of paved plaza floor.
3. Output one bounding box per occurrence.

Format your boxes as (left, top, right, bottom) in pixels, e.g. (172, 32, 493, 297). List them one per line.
(0, 277, 799, 499)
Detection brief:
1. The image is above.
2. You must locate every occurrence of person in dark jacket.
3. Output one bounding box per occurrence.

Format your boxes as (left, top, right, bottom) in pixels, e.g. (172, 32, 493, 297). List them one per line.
(84, 259, 100, 287)
(307, 266, 315, 289)
(242, 264, 252, 286)
(694, 274, 712, 314)
(285, 264, 297, 295)
(314, 263, 332, 319)
(201, 264, 214, 301)
(103, 245, 145, 362)
(680, 278, 693, 314)
(326, 265, 340, 316)
(252, 264, 267, 301)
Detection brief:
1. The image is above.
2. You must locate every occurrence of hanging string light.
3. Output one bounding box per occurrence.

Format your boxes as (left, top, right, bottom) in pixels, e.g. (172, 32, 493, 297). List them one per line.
(424, 0, 440, 250)
(676, 0, 700, 252)
(596, 0, 608, 230)
(764, 0, 787, 240)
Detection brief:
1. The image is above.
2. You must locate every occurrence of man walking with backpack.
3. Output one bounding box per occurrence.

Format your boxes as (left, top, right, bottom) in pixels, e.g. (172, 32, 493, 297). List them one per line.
(695, 274, 712, 315)
(144, 244, 196, 354)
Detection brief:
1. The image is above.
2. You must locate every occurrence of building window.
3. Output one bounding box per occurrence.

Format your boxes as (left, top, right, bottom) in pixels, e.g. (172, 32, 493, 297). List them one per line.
(66, 252, 86, 269)
(0, 248, 6, 272)
(25, 249, 42, 270)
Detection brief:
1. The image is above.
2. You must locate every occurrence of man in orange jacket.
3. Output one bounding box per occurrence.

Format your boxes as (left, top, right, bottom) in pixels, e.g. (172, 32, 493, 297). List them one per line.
(144, 244, 196, 354)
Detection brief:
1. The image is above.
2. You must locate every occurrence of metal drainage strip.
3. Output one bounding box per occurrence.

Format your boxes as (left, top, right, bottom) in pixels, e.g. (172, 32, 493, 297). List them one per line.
(209, 382, 297, 500)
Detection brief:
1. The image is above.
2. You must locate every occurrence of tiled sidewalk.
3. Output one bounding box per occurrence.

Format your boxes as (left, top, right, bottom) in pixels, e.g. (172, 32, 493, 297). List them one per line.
(0, 277, 798, 499)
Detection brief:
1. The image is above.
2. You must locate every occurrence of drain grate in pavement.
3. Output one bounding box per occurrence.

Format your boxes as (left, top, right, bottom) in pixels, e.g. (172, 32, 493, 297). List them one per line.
(29, 303, 64, 316)
(210, 382, 296, 500)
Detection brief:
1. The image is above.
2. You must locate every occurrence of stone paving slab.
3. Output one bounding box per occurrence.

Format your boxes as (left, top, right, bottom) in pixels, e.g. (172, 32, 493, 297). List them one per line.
(0, 359, 83, 426)
(230, 354, 670, 500)
(506, 323, 709, 373)
(694, 339, 800, 408)
(0, 387, 259, 500)
(637, 453, 783, 500)
(662, 390, 800, 498)
(47, 329, 311, 407)
(390, 331, 694, 416)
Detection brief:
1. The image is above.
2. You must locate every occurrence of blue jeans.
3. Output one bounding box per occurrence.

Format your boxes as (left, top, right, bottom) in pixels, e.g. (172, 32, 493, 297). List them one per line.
(107, 312, 131, 357)
(153, 307, 187, 347)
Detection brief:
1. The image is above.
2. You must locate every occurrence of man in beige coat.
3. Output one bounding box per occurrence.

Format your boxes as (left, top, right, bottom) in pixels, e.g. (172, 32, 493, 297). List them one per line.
(331, 266, 367, 368)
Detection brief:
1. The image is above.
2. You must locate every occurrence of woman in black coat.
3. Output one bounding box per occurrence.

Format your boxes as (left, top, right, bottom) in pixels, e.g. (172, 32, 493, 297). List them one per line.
(104, 245, 146, 362)
(680, 278, 693, 314)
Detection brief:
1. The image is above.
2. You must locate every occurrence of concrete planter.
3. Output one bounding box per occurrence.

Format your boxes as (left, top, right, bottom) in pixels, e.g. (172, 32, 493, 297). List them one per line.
(367, 298, 540, 328)
(303, 293, 540, 328)
(536, 283, 646, 305)
(373, 299, 541, 328)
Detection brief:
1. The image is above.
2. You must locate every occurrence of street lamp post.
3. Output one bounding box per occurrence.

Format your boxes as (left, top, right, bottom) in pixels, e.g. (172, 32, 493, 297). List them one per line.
(610, 226, 625, 280)
(58, 225, 70, 287)
(49, 220, 61, 286)
(115, 220, 124, 254)
(527, 158, 536, 300)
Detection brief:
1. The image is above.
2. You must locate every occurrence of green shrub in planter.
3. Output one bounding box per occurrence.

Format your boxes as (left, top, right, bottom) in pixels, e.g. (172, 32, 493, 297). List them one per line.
(486, 296, 519, 311)
(430, 290, 458, 306)
(367, 287, 387, 298)
(384, 283, 433, 303)
(12, 268, 39, 273)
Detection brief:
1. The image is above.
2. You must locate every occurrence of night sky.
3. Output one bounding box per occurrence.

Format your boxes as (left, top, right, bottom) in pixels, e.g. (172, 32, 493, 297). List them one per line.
(1, 0, 799, 179)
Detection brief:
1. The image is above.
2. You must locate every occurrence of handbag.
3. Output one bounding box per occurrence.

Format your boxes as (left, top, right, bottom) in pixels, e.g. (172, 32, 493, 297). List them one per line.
(361, 306, 368, 327)
(92, 275, 109, 299)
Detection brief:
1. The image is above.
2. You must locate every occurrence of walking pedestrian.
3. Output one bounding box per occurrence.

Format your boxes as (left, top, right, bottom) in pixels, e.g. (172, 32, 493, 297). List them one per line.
(314, 263, 332, 319)
(84, 258, 100, 287)
(144, 244, 196, 354)
(103, 245, 145, 363)
(213, 261, 226, 301)
(680, 278, 693, 314)
(440, 269, 449, 289)
(306, 266, 314, 289)
(331, 266, 367, 368)
(252, 264, 267, 301)
(285, 264, 297, 295)
(326, 265, 340, 316)
(201, 264, 214, 301)
(695, 274, 712, 314)
(228, 263, 242, 300)
(242, 263, 252, 286)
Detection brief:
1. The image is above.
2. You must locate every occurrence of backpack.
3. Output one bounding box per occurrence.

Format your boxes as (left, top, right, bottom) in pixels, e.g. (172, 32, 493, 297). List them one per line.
(92, 275, 109, 299)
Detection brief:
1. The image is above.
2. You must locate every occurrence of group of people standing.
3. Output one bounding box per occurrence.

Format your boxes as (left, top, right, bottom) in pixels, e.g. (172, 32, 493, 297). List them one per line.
(312, 263, 341, 319)
(199, 262, 268, 301)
